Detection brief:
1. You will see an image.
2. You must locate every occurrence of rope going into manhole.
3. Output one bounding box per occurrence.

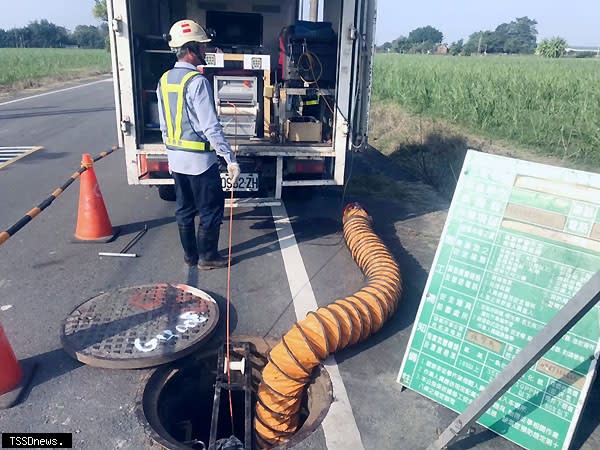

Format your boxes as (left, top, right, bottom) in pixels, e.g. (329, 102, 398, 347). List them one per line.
(254, 203, 402, 447)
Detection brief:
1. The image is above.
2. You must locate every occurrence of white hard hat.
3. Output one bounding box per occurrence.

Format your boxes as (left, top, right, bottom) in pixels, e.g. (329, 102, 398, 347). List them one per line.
(168, 19, 211, 48)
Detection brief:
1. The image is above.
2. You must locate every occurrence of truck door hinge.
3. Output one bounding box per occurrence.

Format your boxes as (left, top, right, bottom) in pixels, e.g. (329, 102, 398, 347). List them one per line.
(342, 121, 350, 136)
(121, 117, 131, 135)
(112, 17, 123, 34)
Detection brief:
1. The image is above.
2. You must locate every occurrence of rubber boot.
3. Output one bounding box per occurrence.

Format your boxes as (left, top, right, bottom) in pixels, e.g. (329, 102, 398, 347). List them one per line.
(178, 224, 198, 266)
(198, 226, 229, 270)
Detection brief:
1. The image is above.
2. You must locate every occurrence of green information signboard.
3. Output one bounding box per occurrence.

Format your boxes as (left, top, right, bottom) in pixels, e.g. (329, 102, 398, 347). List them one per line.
(398, 151, 600, 450)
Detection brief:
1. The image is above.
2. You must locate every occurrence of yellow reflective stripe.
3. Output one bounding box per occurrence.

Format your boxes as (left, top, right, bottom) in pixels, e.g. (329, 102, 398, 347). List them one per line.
(304, 99, 319, 106)
(160, 73, 174, 140)
(174, 72, 199, 142)
(166, 139, 209, 151)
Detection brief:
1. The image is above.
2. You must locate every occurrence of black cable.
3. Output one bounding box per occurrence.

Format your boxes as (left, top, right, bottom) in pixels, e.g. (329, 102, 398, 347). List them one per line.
(302, 48, 360, 228)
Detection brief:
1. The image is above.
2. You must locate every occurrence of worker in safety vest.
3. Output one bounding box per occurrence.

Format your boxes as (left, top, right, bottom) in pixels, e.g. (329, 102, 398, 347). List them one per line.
(157, 19, 240, 269)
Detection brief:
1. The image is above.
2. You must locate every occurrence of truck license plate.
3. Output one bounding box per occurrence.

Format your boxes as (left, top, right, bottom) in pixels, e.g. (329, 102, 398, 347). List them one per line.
(221, 173, 259, 191)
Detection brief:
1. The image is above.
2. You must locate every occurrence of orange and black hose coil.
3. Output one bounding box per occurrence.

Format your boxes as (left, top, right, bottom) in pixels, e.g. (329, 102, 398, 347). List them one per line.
(254, 203, 402, 447)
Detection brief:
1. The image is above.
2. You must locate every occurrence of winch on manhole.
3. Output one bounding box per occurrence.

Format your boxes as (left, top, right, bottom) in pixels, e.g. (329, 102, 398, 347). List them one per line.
(137, 336, 332, 450)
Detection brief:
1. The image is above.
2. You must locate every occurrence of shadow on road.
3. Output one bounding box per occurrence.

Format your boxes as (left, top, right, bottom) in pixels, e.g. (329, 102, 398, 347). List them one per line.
(0, 107, 115, 120)
(19, 151, 71, 162)
(116, 216, 175, 236)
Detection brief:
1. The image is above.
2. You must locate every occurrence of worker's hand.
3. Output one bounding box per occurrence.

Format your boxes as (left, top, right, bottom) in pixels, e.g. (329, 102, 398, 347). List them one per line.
(227, 162, 241, 186)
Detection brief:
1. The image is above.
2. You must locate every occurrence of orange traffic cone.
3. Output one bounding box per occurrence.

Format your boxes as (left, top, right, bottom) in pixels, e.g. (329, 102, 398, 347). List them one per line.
(0, 324, 36, 409)
(74, 153, 117, 242)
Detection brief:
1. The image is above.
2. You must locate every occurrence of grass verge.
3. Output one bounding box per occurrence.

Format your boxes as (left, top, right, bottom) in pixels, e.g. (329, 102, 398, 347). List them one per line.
(373, 54, 600, 167)
(0, 48, 111, 94)
(368, 101, 599, 200)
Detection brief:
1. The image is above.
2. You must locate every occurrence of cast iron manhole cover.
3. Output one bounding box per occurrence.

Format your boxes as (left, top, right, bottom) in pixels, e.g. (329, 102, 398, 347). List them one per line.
(61, 284, 220, 369)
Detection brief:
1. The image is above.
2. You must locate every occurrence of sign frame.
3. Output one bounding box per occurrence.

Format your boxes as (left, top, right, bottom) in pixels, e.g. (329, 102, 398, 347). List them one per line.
(397, 150, 600, 450)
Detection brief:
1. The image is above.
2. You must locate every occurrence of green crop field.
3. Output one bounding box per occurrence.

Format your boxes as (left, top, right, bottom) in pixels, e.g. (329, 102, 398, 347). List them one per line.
(0, 48, 111, 90)
(372, 54, 600, 166)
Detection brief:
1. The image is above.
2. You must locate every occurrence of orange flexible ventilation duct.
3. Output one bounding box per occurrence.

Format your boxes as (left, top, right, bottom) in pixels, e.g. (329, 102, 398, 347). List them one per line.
(254, 203, 402, 447)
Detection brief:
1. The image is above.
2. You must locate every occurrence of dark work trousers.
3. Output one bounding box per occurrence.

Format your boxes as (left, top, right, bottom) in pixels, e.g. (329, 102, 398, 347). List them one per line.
(172, 164, 225, 231)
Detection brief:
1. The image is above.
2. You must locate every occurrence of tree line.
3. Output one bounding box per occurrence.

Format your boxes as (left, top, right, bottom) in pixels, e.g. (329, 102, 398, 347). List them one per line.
(0, 19, 108, 49)
(378, 17, 571, 58)
(453, 17, 538, 55)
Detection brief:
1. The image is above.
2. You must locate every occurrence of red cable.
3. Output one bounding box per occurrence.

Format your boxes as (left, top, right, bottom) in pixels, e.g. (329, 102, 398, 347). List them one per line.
(227, 180, 234, 428)
(226, 101, 238, 430)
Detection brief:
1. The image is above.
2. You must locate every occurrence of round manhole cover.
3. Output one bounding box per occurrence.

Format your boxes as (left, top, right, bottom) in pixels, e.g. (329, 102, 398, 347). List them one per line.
(61, 284, 220, 369)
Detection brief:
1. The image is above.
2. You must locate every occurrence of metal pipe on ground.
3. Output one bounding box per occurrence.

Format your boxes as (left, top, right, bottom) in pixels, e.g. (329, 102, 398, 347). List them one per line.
(98, 225, 148, 258)
(254, 203, 402, 447)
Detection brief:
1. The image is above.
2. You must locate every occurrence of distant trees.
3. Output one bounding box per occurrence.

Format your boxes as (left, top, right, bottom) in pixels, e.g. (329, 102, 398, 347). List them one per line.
(93, 0, 108, 22)
(536, 37, 567, 58)
(408, 26, 443, 46)
(392, 36, 412, 53)
(449, 39, 464, 56)
(381, 41, 392, 52)
(378, 16, 541, 56)
(0, 20, 107, 49)
(72, 24, 109, 49)
(377, 26, 443, 54)
(92, 0, 110, 50)
(463, 17, 538, 55)
(0, 20, 70, 48)
(0, 1, 108, 49)
(26, 20, 71, 47)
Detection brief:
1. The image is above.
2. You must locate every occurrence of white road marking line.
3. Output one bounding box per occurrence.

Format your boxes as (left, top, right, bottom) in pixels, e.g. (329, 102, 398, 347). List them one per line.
(0, 146, 43, 169)
(271, 204, 365, 450)
(0, 78, 112, 107)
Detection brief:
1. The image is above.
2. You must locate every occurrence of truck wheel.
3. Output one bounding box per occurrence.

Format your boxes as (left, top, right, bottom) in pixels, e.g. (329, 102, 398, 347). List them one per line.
(158, 185, 176, 201)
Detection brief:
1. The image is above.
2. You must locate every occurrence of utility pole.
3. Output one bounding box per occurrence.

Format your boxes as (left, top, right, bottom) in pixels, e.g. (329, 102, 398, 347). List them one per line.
(477, 33, 482, 55)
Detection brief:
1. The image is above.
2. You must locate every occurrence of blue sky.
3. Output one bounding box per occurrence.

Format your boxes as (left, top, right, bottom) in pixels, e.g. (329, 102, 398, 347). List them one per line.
(376, 0, 600, 47)
(1, 0, 599, 47)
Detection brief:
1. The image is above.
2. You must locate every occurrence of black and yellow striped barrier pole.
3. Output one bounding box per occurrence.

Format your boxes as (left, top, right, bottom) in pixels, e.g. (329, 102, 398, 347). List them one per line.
(0, 146, 119, 246)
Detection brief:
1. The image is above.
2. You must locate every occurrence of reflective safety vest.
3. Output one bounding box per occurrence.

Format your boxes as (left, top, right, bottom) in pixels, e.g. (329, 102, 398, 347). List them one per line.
(159, 68, 212, 152)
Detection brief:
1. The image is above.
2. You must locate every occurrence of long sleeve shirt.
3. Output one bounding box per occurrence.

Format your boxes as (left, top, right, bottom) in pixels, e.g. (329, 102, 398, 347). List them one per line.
(156, 61, 236, 175)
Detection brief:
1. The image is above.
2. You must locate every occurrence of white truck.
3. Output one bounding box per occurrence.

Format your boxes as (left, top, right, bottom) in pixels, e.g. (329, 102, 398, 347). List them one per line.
(106, 0, 376, 204)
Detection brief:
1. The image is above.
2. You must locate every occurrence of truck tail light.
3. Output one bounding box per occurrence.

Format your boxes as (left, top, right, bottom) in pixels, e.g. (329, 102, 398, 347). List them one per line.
(138, 155, 170, 179)
(294, 159, 325, 174)
(147, 159, 170, 173)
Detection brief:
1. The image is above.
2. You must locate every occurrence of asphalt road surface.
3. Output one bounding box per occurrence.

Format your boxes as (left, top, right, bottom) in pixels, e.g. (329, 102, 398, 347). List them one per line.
(0, 78, 598, 450)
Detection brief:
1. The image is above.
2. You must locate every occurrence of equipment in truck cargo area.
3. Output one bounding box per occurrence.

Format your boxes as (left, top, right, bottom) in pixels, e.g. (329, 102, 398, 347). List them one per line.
(108, 0, 377, 198)
(285, 116, 322, 142)
(278, 21, 338, 86)
(206, 10, 263, 50)
(214, 76, 259, 138)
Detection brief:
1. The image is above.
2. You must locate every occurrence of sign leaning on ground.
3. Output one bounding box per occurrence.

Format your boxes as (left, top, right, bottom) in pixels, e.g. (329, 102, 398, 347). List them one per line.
(397, 150, 600, 450)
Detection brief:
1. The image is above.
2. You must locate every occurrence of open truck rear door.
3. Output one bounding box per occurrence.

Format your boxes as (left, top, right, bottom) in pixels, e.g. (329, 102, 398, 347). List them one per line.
(352, 0, 377, 150)
(106, 0, 378, 201)
(107, 0, 140, 185)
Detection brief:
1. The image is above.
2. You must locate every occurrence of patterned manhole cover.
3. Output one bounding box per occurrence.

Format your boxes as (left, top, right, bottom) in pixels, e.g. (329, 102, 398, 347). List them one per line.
(61, 284, 220, 369)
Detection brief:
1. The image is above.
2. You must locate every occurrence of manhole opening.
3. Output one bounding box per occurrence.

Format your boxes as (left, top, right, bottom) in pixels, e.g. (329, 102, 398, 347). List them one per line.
(140, 337, 333, 450)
